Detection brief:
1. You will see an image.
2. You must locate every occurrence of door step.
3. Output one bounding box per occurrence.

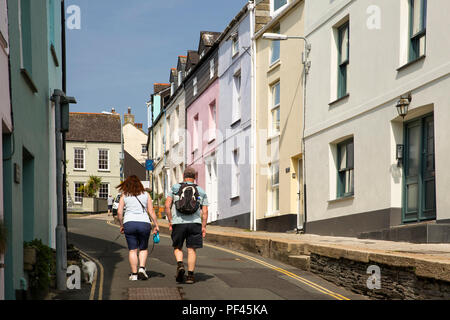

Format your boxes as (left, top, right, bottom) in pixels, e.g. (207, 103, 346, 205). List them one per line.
(287, 255, 310, 271)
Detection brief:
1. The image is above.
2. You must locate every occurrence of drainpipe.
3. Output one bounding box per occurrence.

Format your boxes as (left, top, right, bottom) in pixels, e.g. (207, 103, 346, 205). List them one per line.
(249, 0, 257, 231)
(61, 0, 68, 235)
(51, 90, 76, 291)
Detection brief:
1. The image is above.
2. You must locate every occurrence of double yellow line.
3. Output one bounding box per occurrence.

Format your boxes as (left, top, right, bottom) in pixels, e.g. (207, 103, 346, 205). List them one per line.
(106, 220, 349, 300)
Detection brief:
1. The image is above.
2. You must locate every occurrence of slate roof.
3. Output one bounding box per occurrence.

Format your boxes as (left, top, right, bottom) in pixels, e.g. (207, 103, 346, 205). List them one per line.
(185, 50, 200, 73)
(200, 31, 221, 47)
(66, 112, 121, 143)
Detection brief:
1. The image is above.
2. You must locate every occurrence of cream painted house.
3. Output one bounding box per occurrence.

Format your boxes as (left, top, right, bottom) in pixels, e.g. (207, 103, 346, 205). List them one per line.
(303, 0, 450, 242)
(66, 113, 122, 212)
(253, 0, 306, 232)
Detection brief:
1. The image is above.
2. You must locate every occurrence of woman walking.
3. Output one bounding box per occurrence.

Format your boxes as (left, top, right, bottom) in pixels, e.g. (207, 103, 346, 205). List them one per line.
(117, 175, 159, 281)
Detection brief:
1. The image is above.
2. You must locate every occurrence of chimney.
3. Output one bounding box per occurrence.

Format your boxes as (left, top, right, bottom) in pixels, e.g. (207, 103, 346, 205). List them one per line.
(111, 108, 116, 113)
(124, 107, 135, 125)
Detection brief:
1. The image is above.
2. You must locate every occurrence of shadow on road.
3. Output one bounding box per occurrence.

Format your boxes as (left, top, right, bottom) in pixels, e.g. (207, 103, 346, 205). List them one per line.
(68, 231, 125, 300)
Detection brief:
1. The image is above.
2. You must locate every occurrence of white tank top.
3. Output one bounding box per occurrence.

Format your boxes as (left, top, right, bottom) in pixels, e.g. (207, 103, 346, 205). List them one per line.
(123, 193, 151, 224)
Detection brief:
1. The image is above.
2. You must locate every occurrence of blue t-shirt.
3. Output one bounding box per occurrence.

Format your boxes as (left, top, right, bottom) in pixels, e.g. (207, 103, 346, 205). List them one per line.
(168, 182, 208, 225)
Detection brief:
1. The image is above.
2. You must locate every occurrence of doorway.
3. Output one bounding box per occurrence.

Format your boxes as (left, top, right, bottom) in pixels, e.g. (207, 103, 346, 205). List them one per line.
(403, 114, 436, 223)
(205, 157, 218, 223)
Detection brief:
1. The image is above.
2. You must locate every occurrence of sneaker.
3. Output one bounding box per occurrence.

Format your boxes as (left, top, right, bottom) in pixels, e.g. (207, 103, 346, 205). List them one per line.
(129, 273, 138, 281)
(138, 267, 149, 280)
(175, 264, 185, 283)
(185, 274, 195, 284)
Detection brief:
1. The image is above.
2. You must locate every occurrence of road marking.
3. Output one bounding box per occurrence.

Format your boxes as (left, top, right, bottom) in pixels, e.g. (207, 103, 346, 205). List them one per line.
(75, 246, 104, 300)
(105, 220, 350, 300)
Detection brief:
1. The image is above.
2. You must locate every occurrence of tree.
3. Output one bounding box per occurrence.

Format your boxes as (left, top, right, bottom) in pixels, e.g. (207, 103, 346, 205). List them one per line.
(77, 175, 102, 198)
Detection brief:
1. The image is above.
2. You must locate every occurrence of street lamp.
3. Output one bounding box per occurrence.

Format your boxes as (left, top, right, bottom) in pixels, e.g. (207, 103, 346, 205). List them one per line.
(396, 94, 412, 119)
(262, 32, 311, 233)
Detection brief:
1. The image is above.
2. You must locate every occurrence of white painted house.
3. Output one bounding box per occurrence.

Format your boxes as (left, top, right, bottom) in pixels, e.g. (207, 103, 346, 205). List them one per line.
(303, 0, 450, 242)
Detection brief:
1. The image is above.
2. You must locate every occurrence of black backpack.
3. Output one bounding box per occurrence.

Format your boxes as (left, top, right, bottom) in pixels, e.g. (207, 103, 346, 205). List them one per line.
(175, 183, 201, 215)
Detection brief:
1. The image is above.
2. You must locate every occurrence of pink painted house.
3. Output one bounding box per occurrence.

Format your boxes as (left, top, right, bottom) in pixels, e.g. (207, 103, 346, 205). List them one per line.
(0, 0, 13, 301)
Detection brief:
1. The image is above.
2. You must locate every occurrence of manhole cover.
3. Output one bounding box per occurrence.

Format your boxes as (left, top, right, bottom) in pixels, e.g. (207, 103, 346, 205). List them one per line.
(128, 287, 183, 300)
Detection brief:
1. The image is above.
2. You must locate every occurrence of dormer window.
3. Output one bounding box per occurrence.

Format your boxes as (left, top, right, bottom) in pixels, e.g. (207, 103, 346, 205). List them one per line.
(178, 71, 182, 86)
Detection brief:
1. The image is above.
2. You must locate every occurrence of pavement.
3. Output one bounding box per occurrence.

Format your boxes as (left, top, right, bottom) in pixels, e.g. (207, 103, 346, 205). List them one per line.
(66, 213, 450, 300)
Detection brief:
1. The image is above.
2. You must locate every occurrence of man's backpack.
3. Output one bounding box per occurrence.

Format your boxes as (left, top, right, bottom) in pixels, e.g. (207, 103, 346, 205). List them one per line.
(175, 183, 201, 215)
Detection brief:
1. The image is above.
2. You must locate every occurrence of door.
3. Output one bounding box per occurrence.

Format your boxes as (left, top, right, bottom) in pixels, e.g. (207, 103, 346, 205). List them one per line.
(297, 159, 304, 227)
(403, 114, 436, 223)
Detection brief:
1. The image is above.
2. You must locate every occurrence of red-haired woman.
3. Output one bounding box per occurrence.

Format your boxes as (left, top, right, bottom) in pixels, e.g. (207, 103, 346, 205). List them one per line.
(117, 175, 159, 281)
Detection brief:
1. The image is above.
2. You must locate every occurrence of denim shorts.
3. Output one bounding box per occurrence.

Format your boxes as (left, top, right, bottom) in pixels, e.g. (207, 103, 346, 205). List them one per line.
(123, 221, 151, 250)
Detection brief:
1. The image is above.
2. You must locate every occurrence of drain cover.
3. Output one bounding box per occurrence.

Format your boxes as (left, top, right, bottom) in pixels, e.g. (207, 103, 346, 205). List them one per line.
(128, 287, 182, 300)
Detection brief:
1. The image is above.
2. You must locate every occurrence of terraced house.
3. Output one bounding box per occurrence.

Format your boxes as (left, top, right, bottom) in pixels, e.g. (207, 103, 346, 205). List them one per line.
(253, 0, 306, 232)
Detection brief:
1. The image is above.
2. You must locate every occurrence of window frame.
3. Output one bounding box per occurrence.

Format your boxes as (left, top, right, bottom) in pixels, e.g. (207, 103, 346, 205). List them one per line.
(270, 24, 281, 65)
(232, 70, 241, 124)
(337, 21, 349, 99)
(269, 162, 280, 214)
(231, 149, 240, 198)
(271, 0, 289, 17)
(98, 183, 109, 199)
(209, 58, 215, 79)
(74, 182, 84, 204)
(232, 34, 239, 57)
(98, 148, 110, 171)
(193, 76, 198, 96)
(337, 138, 354, 198)
(409, 0, 427, 62)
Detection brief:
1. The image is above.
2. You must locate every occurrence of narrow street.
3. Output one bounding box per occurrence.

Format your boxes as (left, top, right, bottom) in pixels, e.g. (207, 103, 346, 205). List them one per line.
(67, 215, 366, 300)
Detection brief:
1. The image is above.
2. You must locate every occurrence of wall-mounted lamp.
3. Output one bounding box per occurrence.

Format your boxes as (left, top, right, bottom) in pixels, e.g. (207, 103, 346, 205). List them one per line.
(396, 144, 404, 167)
(396, 93, 412, 119)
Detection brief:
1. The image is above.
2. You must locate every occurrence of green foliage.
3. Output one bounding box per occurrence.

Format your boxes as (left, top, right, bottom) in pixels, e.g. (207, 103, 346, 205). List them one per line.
(24, 239, 56, 298)
(0, 219, 7, 254)
(78, 175, 102, 198)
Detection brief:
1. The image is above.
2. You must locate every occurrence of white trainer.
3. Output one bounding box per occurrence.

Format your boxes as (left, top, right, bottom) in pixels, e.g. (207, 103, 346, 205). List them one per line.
(129, 273, 138, 281)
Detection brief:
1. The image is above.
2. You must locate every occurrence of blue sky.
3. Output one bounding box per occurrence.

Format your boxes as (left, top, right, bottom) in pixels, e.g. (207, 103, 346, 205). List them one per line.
(66, 0, 247, 128)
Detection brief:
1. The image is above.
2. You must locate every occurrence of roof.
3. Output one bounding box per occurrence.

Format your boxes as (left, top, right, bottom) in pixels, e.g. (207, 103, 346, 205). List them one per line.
(66, 112, 121, 143)
(200, 31, 222, 47)
(185, 50, 200, 73)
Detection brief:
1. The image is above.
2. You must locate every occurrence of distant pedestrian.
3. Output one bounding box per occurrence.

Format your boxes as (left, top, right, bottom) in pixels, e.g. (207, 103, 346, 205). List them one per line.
(107, 194, 114, 215)
(117, 175, 159, 281)
(165, 167, 208, 284)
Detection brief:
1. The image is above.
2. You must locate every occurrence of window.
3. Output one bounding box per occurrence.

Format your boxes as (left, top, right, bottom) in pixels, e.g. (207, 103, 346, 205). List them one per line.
(271, 0, 288, 16)
(142, 144, 147, 154)
(210, 58, 215, 79)
(20, 0, 33, 74)
(231, 149, 240, 198)
(232, 71, 241, 123)
(74, 148, 85, 170)
(173, 107, 180, 145)
(193, 114, 199, 152)
(270, 25, 281, 65)
(99, 183, 109, 199)
(166, 114, 171, 150)
(74, 182, 83, 203)
(270, 163, 280, 213)
(170, 82, 175, 96)
(98, 149, 109, 171)
(337, 139, 354, 198)
(178, 71, 182, 86)
(337, 22, 349, 99)
(270, 82, 281, 135)
(232, 34, 239, 57)
(193, 77, 198, 96)
(409, 0, 427, 61)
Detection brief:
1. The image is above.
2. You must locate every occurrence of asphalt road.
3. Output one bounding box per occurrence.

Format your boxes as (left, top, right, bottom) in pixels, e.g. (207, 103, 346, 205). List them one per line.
(67, 216, 367, 300)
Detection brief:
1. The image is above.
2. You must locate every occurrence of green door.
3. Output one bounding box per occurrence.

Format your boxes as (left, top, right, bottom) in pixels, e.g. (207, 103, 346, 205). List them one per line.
(403, 114, 436, 223)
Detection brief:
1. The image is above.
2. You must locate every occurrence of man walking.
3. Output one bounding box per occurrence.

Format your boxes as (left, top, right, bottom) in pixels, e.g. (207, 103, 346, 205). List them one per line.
(165, 167, 208, 284)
